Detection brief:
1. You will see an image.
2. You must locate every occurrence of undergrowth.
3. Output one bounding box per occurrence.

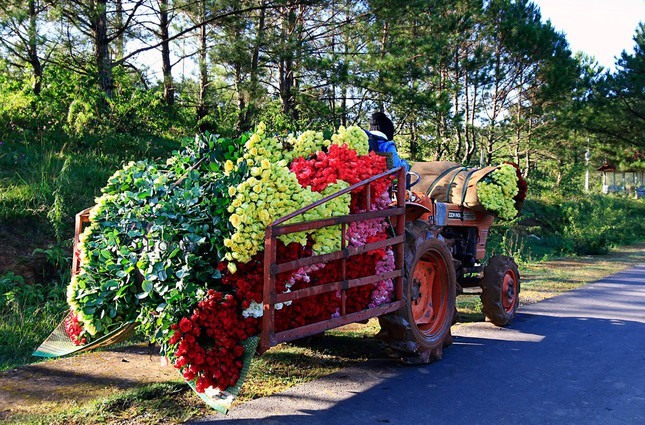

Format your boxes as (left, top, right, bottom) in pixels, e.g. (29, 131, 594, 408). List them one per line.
(0, 273, 68, 370)
(487, 194, 645, 263)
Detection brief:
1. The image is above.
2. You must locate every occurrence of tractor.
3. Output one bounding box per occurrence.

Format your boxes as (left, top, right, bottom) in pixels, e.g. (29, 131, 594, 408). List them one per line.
(258, 165, 521, 364)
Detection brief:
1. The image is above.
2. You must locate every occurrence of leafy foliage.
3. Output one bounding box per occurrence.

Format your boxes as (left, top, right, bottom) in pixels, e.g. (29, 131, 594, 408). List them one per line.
(488, 194, 645, 260)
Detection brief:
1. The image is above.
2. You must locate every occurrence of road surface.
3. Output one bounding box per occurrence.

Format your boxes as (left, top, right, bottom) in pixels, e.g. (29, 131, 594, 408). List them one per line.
(193, 264, 645, 425)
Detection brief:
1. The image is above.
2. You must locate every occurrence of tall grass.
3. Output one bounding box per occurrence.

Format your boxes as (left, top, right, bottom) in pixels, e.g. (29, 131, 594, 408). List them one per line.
(0, 133, 180, 370)
(0, 272, 68, 370)
(0, 133, 181, 238)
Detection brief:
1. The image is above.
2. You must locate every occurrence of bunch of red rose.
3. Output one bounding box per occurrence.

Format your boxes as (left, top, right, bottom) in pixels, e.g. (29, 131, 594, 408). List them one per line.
(64, 311, 86, 346)
(290, 145, 392, 212)
(223, 241, 311, 310)
(169, 289, 252, 393)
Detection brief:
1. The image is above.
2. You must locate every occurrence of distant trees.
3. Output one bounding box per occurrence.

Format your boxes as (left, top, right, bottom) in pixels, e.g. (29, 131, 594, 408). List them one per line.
(0, 0, 50, 95)
(0, 0, 641, 180)
(585, 23, 645, 167)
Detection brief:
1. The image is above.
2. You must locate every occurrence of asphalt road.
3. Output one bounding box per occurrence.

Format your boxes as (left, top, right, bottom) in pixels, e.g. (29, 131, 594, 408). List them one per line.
(194, 264, 645, 425)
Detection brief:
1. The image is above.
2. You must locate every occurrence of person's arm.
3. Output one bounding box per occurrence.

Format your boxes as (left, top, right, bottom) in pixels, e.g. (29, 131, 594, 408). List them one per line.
(380, 141, 410, 172)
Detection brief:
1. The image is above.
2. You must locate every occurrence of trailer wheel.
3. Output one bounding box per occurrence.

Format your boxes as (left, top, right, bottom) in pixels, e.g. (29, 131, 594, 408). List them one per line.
(378, 221, 456, 364)
(481, 255, 520, 326)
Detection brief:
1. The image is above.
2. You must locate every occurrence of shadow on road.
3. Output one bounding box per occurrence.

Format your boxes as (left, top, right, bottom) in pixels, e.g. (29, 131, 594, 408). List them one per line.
(195, 310, 645, 425)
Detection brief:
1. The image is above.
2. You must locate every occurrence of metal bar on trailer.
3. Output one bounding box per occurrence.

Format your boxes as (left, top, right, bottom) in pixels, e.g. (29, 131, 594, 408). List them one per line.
(72, 208, 92, 276)
(365, 182, 371, 211)
(273, 300, 404, 345)
(272, 234, 405, 275)
(261, 227, 278, 353)
(270, 207, 405, 236)
(395, 166, 406, 301)
(271, 168, 401, 227)
(275, 270, 402, 304)
(340, 222, 347, 316)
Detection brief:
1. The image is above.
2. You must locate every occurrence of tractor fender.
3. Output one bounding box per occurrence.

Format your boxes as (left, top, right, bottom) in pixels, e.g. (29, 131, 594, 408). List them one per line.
(405, 201, 432, 223)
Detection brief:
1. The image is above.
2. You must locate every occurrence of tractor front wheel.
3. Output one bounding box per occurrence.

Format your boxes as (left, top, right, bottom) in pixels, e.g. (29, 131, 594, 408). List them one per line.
(378, 221, 456, 364)
(480, 255, 520, 326)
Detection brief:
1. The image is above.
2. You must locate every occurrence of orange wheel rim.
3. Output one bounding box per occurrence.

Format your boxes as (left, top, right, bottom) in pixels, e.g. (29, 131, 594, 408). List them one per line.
(501, 269, 518, 313)
(410, 252, 449, 337)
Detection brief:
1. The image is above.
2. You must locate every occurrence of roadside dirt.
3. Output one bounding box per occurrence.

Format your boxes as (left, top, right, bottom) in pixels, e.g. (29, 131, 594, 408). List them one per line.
(0, 344, 179, 419)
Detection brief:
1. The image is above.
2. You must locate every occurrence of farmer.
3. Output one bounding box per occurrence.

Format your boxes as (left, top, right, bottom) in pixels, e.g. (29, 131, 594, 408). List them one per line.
(367, 112, 410, 172)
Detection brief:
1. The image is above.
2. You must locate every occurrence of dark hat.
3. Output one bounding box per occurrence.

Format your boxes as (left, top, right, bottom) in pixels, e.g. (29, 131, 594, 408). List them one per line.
(369, 112, 394, 140)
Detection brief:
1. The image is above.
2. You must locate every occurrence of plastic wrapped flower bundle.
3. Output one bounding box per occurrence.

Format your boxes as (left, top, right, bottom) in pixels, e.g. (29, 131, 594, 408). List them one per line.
(61, 123, 398, 402)
(476, 164, 521, 220)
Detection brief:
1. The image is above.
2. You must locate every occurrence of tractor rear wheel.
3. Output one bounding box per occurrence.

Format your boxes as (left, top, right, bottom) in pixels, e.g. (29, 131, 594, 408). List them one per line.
(378, 221, 456, 364)
(480, 255, 520, 326)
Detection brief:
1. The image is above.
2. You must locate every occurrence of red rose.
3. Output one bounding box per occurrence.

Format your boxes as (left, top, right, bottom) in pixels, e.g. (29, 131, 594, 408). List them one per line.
(179, 317, 193, 333)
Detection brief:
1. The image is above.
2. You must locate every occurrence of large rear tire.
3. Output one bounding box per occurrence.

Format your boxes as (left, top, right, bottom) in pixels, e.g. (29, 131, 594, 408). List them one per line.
(378, 221, 456, 364)
(481, 255, 520, 326)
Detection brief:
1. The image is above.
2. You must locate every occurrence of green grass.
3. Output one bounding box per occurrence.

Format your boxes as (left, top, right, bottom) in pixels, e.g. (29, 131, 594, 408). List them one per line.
(0, 134, 181, 239)
(0, 276, 69, 371)
(3, 381, 197, 425)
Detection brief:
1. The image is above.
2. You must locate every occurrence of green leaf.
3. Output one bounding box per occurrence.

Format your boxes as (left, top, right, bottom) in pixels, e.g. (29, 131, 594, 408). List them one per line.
(142, 280, 153, 293)
(102, 279, 120, 290)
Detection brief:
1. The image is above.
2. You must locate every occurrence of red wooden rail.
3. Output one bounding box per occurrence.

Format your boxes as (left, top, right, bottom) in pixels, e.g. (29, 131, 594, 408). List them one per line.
(72, 207, 93, 277)
(260, 166, 408, 353)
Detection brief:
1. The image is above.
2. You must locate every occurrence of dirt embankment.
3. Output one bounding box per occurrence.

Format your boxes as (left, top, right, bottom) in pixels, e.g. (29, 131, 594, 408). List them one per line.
(0, 220, 60, 284)
(0, 344, 179, 419)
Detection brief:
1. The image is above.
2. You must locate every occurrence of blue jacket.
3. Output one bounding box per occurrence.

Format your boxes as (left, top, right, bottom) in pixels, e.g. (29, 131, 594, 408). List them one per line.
(366, 130, 410, 172)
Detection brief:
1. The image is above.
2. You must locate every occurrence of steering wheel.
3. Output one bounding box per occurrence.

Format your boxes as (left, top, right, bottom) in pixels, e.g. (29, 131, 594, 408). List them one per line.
(406, 171, 421, 189)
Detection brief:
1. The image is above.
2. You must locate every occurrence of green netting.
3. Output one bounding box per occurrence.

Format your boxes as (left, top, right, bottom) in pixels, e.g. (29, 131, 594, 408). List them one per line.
(184, 336, 259, 414)
(32, 311, 136, 358)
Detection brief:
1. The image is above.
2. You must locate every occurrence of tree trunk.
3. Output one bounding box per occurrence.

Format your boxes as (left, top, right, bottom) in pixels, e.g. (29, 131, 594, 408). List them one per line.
(514, 82, 523, 165)
(94, 0, 113, 98)
(409, 120, 419, 160)
(28, 0, 42, 96)
(197, 1, 209, 132)
(278, 4, 298, 121)
(114, 0, 124, 60)
(524, 114, 532, 178)
(235, 0, 266, 133)
(160, 0, 174, 106)
(377, 20, 389, 112)
(454, 48, 463, 161)
(236, 0, 266, 133)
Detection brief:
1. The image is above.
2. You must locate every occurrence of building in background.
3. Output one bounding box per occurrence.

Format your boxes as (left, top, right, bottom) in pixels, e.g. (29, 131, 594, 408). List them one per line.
(598, 164, 645, 198)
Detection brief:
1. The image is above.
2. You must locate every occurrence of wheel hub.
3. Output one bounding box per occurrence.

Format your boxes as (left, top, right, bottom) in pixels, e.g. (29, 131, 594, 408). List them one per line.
(411, 258, 444, 327)
(502, 270, 518, 313)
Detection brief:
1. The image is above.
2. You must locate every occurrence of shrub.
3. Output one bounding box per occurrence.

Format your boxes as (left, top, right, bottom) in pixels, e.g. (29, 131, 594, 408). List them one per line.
(488, 194, 644, 259)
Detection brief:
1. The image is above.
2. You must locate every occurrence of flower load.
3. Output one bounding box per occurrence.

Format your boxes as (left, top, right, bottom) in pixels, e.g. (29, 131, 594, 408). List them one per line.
(62, 124, 397, 403)
(476, 163, 524, 220)
(410, 161, 527, 220)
